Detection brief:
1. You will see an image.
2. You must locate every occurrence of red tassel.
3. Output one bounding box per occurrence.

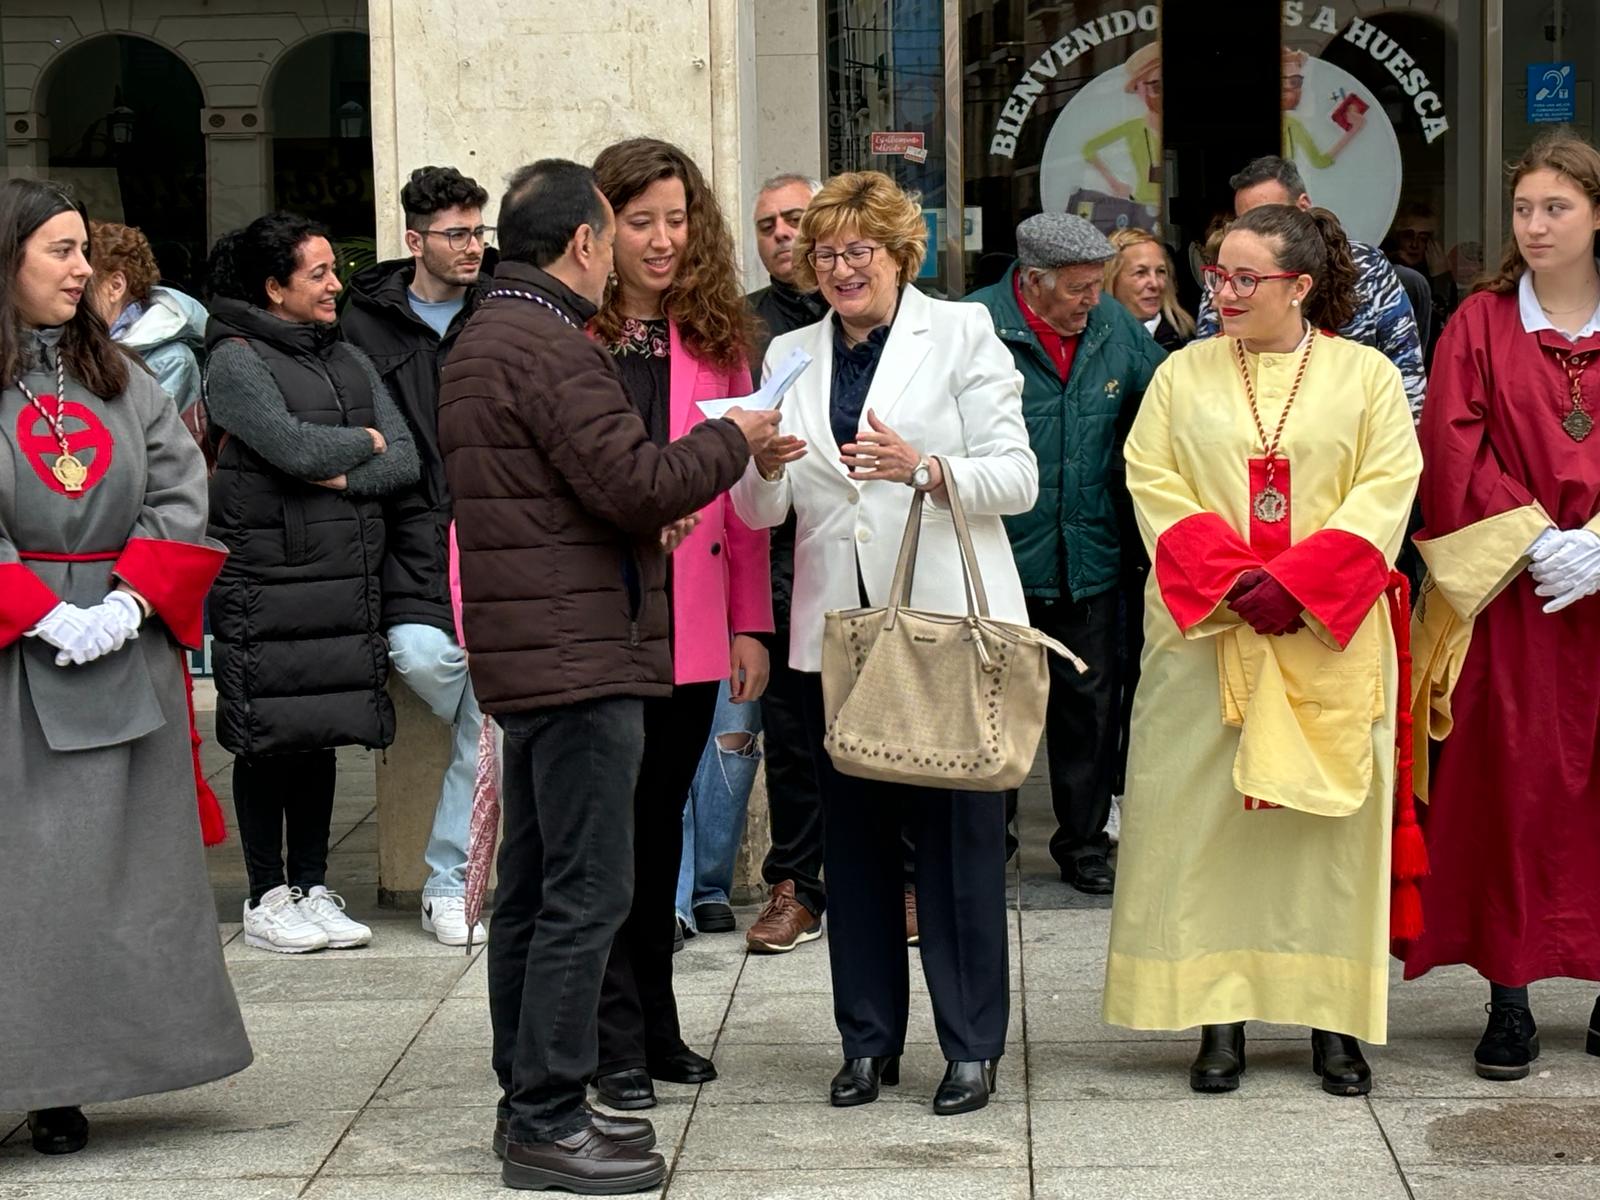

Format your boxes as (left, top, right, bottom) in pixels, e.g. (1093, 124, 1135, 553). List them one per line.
(1391, 878, 1424, 942)
(181, 655, 228, 847)
(1385, 572, 1425, 943)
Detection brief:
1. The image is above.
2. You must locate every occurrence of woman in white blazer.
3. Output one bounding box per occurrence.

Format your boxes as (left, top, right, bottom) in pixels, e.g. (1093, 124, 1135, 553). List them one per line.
(731, 172, 1038, 1117)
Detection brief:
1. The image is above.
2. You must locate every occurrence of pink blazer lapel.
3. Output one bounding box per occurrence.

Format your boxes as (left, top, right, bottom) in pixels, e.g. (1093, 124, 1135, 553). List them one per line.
(668, 320, 699, 441)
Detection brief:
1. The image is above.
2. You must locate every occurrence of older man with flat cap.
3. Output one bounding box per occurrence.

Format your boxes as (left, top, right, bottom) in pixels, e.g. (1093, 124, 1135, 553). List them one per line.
(965, 213, 1166, 894)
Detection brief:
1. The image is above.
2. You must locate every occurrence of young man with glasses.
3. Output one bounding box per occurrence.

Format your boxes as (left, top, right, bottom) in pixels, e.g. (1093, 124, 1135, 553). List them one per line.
(341, 164, 495, 945)
(964, 213, 1166, 895)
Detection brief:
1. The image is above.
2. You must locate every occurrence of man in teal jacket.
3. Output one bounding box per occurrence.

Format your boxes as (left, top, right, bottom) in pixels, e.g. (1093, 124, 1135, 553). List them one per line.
(965, 213, 1165, 894)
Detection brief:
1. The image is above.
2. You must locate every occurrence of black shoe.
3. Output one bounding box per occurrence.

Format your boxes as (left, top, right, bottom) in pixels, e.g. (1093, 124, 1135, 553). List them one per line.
(1589, 997, 1600, 1058)
(593, 1067, 656, 1110)
(693, 902, 736, 933)
(1311, 1029, 1372, 1096)
(502, 1124, 665, 1193)
(1476, 1002, 1540, 1080)
(933, 1059, 998, 1116)
(27, 1107, 88, 1155)
(829, 1055, 900, 1107)
(673, 919, 686, 954)
(1189, 1022, 1246, 1093)
(494, 1106, 656, 1159)
(647, 1045, 717, 1085)
(1062, 853, 1115, 895)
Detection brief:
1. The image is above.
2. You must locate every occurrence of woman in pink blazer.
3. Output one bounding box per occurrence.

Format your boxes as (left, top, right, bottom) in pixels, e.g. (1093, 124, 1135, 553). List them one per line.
(589, 138, 773, 1110)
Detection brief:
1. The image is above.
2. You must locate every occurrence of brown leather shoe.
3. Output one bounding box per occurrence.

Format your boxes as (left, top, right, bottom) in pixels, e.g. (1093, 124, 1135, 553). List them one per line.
(501, 1124, 664, 1193)
(905, 886, 920, 946)
(745, 880, 821, 954)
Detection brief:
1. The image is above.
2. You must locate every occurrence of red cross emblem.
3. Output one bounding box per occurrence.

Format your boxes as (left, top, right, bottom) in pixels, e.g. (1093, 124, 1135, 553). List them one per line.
(14, 394, 115, 498)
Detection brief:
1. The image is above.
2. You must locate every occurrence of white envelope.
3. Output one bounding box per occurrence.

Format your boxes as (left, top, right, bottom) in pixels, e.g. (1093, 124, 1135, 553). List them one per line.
(697, 348, 813, 420)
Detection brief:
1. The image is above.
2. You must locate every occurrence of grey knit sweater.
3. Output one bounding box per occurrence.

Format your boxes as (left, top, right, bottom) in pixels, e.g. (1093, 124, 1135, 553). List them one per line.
(203, 339, 419, 497)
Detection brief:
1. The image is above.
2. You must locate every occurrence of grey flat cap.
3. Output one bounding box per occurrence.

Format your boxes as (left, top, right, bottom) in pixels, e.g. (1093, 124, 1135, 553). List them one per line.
(1016, 212, 1115, 268)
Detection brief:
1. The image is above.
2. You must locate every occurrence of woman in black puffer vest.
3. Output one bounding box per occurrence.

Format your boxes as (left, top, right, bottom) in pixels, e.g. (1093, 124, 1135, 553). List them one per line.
(202, 213, 418, 953)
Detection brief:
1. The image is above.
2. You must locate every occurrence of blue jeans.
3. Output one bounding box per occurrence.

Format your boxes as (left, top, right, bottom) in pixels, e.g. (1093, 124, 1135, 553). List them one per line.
(675, 681, 763, 928)
(387, 622, 484, 899)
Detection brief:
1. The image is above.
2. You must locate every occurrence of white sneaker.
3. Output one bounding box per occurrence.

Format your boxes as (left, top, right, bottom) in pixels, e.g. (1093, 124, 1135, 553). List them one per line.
(422, 895, 486, 947)
(298, 886, 373, 949)
(243, 885, 330, 954)
(1106, 795, 1123, 846)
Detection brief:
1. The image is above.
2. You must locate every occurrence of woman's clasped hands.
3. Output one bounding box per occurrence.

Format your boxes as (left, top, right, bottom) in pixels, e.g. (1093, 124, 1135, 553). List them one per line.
(1226, 568, 1306, 636)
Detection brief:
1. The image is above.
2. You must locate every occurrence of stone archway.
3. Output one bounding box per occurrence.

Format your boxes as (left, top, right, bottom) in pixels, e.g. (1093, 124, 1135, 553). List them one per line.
(265, 30, 376, 249)
(41, 34, 207, 292)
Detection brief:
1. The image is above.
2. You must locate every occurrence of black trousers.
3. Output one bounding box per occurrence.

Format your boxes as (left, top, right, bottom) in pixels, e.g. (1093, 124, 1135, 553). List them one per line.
(1112, 569, 1148, 796)
(759, 623, 826, 916)
(232, 749, 337, 904)
(1029, 590, 1121, 868)
(488, 698, 643, 1144)
(597, 681, 720, 1074)
(801, 674, 1009, 1062)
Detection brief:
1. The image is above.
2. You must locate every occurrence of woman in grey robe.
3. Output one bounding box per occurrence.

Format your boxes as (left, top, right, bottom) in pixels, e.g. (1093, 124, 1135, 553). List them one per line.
(0, 180, 252, 1154)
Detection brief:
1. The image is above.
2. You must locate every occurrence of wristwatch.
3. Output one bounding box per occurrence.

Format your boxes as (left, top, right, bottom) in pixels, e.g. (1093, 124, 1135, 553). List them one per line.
(908, 458, 933, 491)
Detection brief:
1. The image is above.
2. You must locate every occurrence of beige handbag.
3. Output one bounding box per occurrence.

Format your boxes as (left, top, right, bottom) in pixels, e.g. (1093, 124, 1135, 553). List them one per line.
(820, 459, 1086, 791)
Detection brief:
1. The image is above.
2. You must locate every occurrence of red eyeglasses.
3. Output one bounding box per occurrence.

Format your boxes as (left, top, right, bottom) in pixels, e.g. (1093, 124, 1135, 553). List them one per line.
(1202, 266, 1303, 299)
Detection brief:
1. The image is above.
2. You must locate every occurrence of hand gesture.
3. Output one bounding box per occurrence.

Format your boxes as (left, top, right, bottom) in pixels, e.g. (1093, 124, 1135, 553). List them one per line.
(1228, 572, 1306, 636)
(729, 633, 770, 703)
(725, 407, 782, 456)
(661, 514, 700, 553)
(756, 434, 808, 479)
(840, 409, 927, 484)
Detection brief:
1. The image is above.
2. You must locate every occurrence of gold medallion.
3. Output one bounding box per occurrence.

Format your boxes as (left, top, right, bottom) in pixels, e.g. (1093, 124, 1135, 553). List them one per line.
(1563, 406, 1594, 443)
(1252, 484, 1288, 524)
(52, 452, 88, 492)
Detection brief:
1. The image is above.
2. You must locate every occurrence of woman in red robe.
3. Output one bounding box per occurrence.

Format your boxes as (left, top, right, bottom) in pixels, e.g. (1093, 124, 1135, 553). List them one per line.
(1407, 130, 1600, 1081)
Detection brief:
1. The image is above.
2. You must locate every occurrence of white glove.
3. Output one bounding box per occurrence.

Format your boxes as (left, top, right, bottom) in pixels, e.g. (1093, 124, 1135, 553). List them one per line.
(27, 602, 119, 667)
(71, 590, 144, 665)
(1529, 528, 1600, 605)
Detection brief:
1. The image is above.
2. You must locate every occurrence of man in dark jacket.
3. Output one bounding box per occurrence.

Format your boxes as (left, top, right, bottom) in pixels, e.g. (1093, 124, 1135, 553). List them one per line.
(965, 213, 1165, 895)
(741, 173, 833, 955)
(438, 158, 778, 1194)
(341, 164, 493, 947)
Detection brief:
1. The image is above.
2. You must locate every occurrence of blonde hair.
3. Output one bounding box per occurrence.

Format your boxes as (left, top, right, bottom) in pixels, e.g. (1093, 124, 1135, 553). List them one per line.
(791, 171, 926, 292)
(1103, 228, 1195, 338)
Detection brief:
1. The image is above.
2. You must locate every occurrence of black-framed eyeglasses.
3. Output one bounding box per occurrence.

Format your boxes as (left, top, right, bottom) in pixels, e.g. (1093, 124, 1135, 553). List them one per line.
(422, 225, 495, 251)
(806, 244, 879, 271)
(1202, 266, 1301, 299)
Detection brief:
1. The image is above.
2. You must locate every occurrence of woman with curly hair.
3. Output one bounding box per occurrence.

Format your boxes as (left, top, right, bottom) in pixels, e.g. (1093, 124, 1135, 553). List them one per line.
(88, 220, 208, 412)
(588, 137, 773, 1110)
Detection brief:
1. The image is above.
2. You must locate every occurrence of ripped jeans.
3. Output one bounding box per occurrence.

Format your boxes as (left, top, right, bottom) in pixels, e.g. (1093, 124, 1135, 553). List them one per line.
(674, 679, 764, 929)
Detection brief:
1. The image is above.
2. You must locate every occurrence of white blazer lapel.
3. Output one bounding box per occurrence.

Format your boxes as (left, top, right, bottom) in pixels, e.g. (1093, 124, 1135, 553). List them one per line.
(860, 284, 933, 429)
(788, 313, 855, 487)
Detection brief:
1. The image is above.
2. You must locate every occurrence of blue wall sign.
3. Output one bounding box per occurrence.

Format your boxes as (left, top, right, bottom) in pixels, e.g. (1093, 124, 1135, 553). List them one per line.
(1528, 62, 1576, 124)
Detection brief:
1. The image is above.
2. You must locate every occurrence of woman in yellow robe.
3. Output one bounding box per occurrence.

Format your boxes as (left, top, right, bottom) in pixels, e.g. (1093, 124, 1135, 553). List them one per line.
(1102, 204, 1421, 1096)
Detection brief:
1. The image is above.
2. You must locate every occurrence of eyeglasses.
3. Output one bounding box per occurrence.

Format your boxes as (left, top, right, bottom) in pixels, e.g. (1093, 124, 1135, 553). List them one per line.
(1138, 79, 1163, 96)
(1281, 74, 1305, 88)
(1202, 266, 1302, 299)
(422, 225, 495, 251)
(806, 244, 879, 271)
(756, 208, 807, 236)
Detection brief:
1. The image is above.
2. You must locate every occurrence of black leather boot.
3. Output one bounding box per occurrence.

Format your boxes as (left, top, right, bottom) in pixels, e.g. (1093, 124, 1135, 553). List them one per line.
(829, 1056, 900, 1107)
(1476, 1003, 1540, 1080)
(1189, 1022, 1246, 1093)
(933, 1059, 998, 1116)
(28, 1107, 88, 1155)
(1586, 997, 1600, 1059)
(593, 1067, 656, 1110)
(1311, 1028, 1372, 1096)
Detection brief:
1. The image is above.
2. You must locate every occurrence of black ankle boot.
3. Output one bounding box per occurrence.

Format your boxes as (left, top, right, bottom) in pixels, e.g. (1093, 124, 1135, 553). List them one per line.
(1311, 1029, 1372, 1096)
(829, 1056, 900, 1107)
(28, 1107, 88, 1155)
(1476, 1002, 1540, 1080)
(1189, 1022, 1246, 1093)
(1587, 997, 1600, 1059)
(933, 1059, 998, 1116)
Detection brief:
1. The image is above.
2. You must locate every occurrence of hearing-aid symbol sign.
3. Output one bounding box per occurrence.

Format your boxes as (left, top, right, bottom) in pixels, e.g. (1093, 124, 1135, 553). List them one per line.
(1528, 63, 1575, 124)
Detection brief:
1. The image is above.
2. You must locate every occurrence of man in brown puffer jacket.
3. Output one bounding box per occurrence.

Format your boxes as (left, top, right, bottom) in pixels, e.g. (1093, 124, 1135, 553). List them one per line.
(438, 158, 778, 1196)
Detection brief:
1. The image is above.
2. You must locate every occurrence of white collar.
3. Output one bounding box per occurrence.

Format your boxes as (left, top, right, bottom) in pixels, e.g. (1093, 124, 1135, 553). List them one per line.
(1143, 313, 1161, 334)
(1518, 266, 1600, 340)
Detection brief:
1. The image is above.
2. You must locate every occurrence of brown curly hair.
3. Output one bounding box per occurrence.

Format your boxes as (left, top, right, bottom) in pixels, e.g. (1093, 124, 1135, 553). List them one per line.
(1478, 129, 1600, 296)
(1229, 204, 1359, 331)
(89, 220, 161, 303)
(590, 138, 753, 370)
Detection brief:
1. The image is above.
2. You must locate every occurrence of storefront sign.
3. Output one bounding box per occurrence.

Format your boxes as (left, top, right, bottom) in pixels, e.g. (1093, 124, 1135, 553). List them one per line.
(1527, 62, 1576, 124)
(870, 131, 926, 156)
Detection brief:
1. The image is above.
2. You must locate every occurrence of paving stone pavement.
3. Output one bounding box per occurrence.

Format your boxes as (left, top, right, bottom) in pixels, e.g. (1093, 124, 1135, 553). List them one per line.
(5, 718, 1600, 1197)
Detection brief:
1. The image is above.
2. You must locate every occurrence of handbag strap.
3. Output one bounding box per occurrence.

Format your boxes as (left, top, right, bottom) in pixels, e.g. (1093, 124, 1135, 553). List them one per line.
(884, 456, 992, 629)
